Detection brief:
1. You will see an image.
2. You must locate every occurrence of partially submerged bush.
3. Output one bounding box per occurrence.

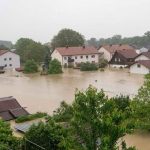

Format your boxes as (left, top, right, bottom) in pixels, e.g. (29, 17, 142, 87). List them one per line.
(80, 62, 98, 71)
(24, 60, 38, 73)
(15, 112, 47, 123)
(48, 59, 63, 74)
(99, 59, 108, 68)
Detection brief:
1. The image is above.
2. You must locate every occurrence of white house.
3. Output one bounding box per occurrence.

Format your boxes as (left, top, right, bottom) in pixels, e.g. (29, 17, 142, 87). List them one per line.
(135, 52, 150, 61)
(51, 46, 100, 67)
(129, 60, 150, 74)
(0, 50, 20, 69)
(98, 44, 135, 61)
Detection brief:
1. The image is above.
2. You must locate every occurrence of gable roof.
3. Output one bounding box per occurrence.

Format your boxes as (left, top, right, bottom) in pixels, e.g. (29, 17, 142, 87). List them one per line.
(135, 51, 150, 59)
(117, 49, 138, 59)
(0, 97, 29, 121)
(0, 50, 19, 56)
(131, 60, 150, 69)
(100, 44, 135, 54)
(55, 46, 99, 56)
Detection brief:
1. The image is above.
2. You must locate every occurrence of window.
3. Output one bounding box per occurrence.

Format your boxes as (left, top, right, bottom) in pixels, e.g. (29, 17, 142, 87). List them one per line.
(75, 56, 77, 59)
(92, 61, 95, 63)
(9, 58, 12, 60)
(80, 56, 83, 59)
(115, 58, 117, 62)
(86, 55, 88, 59)
(118, 58, 121, 62)
(91, 55, 95, 58)
(64, 57, 67, 60)
(137, 64, 141, 68)
(4, 58, 7, 61)
(9, 64, 12, 67)
(5, 64, 7, 67)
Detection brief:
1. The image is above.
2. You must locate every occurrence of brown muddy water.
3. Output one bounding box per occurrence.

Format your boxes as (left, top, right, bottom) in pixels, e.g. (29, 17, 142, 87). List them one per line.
(0, 68, 150, 149)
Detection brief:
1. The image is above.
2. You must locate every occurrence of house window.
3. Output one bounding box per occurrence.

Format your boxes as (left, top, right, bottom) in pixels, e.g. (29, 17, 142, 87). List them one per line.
(92, 61, 95, 63)
(5, 64, 7, 67)
(91, 55, 95, 58)
(4, 58, 7, 61)
(86, 55, 88, 59)
(115, 58, 117, 62)
(64, 57, 67, 60)
(9, 64, 12, 67)
(75, 56, 77, 59)
(137, 64, 141, 68)
(118, 58, 121, 62)
(80, 56, 83, 59)
(9, 58, 12, 60)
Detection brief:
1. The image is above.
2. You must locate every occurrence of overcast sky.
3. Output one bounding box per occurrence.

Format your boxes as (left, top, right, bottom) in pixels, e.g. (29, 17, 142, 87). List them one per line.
(0, 0, 150, 43)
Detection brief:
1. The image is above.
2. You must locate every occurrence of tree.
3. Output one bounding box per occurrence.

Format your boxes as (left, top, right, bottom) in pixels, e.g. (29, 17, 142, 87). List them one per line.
(133, 74, 150, 130)
(25, 119, 76, 150)
(80, 62, 98, 71)
(51, 29, 85, 49)
(48, 59, 62, 74)
(71, 86, 135, 150)
(24, 60, 38, 73)
(15, 38, 49, 63)
(0, 119, 21, 150)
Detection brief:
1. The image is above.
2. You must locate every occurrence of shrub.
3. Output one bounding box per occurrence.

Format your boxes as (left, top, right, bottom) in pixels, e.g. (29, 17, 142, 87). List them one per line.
(80, 62, 98, 71)
(24, 60, 38, 73)
(99, 59, 108, 68)
(48, 59, 63, 74)
(15, 112, 47, 123)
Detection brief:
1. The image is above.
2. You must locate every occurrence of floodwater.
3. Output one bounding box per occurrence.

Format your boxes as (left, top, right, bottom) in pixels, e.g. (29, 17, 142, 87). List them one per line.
(0, 68, 150, 149)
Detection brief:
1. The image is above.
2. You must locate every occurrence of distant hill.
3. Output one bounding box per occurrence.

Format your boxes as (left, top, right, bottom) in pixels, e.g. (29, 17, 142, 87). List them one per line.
(0, 40, 13, 49)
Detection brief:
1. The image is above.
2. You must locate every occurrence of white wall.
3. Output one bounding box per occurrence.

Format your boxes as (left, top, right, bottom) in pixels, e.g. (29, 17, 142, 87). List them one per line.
(135, 55, 150, 61)
(98, 47, 111, 61)
(51, 50, 63, 65)
(130, 63, 149, 74)
(0, 52, 20, 69)
(110, 64, 127, 68)
(62, 54, 99, 66)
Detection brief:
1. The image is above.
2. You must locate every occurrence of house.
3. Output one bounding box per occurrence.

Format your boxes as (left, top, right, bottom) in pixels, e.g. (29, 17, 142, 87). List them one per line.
(51, 46, 100, 67)
(134, 52, 150, 61)
(98, 44, 135, 61)
(0, 50, 20, 69)
(0, 97, 29, 121)
(129, 60, 150, 74)
(109, 49, 138, 68)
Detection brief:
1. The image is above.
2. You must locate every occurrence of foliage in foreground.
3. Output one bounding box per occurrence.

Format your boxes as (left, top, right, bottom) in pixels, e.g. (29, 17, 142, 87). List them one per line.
(0, 119, 21, 150)
(24, 59, 38, 73)
(133, 74, 150, 131)
(48, 59, 63, 74)
(80, 62, 98, 71)
(15, 112, 47, 123)
(25, 119, 80, 150)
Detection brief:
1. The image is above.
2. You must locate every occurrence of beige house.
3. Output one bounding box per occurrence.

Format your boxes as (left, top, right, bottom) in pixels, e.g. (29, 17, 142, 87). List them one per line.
(98, 44, 135, 61)
(51, 46, 100, 67)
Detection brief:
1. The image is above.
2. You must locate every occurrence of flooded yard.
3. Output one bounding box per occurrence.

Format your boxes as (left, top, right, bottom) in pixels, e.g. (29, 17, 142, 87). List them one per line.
(0, 68, 150, 149)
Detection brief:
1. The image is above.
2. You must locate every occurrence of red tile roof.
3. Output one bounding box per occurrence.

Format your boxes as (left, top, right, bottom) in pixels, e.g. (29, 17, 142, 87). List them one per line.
(0, 97, 29, 121)
(56, 46, 99, 56)
(101, 44, 135, 54)
(117, 49, 138, 58)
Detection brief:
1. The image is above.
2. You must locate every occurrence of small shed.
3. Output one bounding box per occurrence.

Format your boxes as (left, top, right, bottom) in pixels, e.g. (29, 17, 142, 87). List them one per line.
(0, 96, 29, 121)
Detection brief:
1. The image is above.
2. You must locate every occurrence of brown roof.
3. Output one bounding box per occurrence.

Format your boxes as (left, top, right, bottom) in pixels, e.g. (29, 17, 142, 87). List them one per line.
(132, 60, 150, 69)
(0, 97, 29, 121)
(135, 52, 150, 59)
(0, 50, 8, 56)
(101, 44, 135, 54)
(56, 46, 99, 56)
(117, 49, 138, 59)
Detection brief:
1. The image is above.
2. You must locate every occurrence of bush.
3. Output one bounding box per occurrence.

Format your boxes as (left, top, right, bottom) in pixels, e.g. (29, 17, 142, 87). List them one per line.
(80, 62, 98, 71)
(24, 60, 38, 73)
(48, 59, 63, 74)
(15, 112, 47, 123)
(99, 59, 108, 68)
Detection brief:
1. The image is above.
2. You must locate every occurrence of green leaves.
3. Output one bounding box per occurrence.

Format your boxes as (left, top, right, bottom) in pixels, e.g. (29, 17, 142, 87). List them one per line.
(48, 59, 63, 74)
(24, 59, 38, 73)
